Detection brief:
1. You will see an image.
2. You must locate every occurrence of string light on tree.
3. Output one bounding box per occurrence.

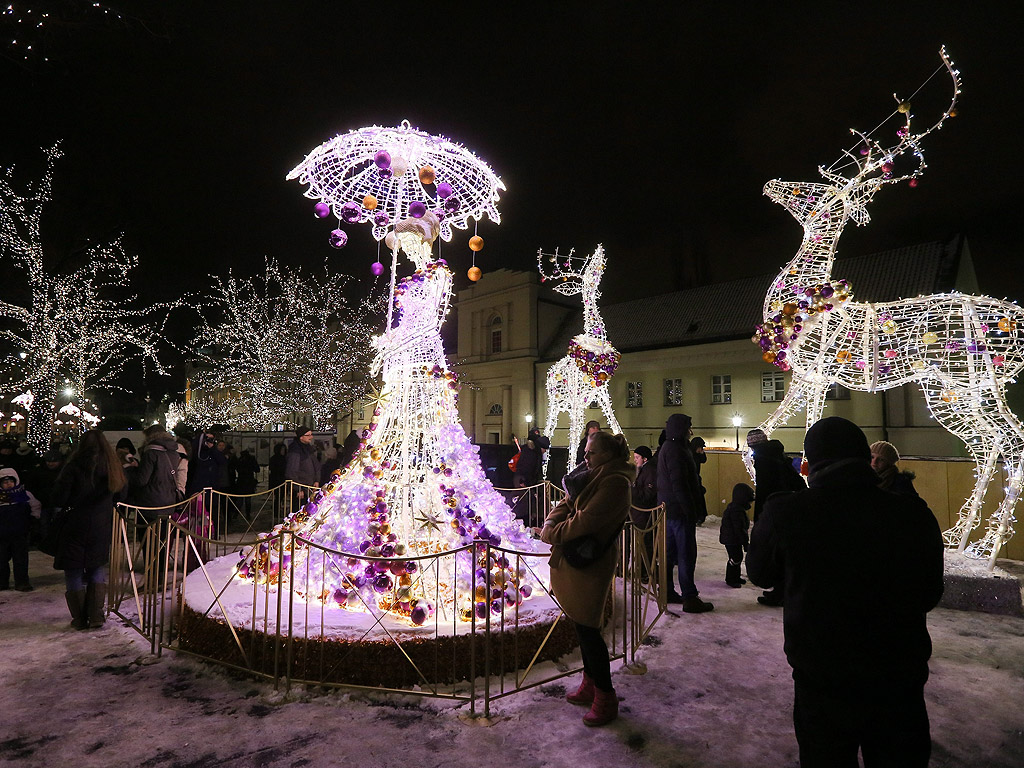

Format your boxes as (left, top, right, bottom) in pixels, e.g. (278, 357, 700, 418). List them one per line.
(748, 48, 1020, 569)
(0, 145, 173, 450)
(186, 257, 379, 432)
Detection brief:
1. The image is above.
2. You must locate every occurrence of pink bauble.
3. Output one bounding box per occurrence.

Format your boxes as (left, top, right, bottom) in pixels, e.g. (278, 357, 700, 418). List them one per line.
(313, 202, 330, 218)
(371, 261, 385, 276)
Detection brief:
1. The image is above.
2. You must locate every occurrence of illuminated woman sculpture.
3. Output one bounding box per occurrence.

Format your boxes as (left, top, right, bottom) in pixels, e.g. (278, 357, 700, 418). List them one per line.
(750, 48, 1024, 569)
(239, 123, 540, 624)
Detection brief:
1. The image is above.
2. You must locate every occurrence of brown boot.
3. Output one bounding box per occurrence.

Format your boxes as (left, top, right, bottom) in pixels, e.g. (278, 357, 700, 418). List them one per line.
(566, 673, 595, 706)
(583, 687, 618, 727)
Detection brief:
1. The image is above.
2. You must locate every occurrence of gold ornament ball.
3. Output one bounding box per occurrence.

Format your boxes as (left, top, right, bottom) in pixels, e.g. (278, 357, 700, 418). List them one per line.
(836, 350, 852, 363)
(897, 101, 911, 114)
(418, 165, 436, 184)
(468, 266, 482, 282)
(469, 235, 484, 252)
(998, 317, 1013, 333)
(922, 331, 938, 345)
(362, 195, 378, 210)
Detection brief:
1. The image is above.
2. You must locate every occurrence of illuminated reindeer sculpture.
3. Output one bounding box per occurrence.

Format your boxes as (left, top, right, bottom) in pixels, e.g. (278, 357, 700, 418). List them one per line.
(538, 245, 622, 475)
(752, 48, 1024, 569)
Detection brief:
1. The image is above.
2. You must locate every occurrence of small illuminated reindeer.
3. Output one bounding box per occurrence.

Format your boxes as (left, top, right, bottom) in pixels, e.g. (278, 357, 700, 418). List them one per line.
(752, 48, 1024, 569)
(538, 245, 622, 475)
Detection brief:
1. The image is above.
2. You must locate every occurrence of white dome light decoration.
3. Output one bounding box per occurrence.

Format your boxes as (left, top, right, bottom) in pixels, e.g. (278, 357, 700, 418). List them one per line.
(750, 48, 1023, 569)
(538, 244, 622, 476)
(235, 124, 540, 626)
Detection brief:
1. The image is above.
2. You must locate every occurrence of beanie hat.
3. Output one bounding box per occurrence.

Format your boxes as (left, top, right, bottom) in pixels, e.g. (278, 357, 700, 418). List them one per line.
(869, 440, 900, 465)
(295, 426, 312, 438)
(803, 417, 870, 473)
(633, 445, 653, 462)
(746, 428, 768, 447)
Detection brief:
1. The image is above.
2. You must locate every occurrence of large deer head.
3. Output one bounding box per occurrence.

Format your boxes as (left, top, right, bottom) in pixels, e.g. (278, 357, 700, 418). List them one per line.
(537, 245, 608, 299)
(764, 46, 961, 230)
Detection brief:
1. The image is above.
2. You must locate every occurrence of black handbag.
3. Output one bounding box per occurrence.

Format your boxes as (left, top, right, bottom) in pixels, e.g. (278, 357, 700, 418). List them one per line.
(561, 531, 617, 569)
(37, 506, 69, 557)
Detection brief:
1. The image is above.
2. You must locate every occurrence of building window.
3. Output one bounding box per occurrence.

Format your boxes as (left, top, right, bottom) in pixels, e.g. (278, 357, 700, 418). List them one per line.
(663, 378, 683, 406)
(488, 403, 503, 415)
(490, 316, 502, 354)
(711, 374, 732, 404)
(761, 371, 787, 402)
(626, 381, 643, 408)
(825, 383, 851, 400)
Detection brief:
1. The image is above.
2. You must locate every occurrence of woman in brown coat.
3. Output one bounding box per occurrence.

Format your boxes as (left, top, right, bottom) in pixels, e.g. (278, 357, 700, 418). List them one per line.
(539, 431, 633, 727)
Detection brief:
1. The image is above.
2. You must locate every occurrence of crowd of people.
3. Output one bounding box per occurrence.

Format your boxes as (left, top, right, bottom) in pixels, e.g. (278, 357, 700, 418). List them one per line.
(2, 416, 943, 761)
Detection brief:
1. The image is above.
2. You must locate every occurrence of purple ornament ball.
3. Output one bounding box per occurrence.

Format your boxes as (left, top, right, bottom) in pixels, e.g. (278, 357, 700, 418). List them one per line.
(410, 605, 428, 625)
(374, 212, 390, 227)
(436, 182, 453, 198)
(378, 167, 393, 180)
(329, 229, 348, 248)
(409, 201, 427, 218)
(340, 201, 363, 224)
(313, 202, 330, 218)
(443, 196, 461, 213)
(374, 149, 392, 169)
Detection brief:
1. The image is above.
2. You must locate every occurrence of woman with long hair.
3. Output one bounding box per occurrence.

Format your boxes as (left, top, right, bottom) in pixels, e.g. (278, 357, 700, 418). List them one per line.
(539, 430, 634, 727)
(52, 429, 126, 629)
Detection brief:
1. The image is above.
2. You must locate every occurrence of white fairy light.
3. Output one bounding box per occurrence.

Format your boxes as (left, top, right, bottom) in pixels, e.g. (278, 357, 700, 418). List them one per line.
(186, 257, 378, 431)
(538, 244, 622, 474)
(0, 145, 173, 449)
(750, 48, 1019, 569)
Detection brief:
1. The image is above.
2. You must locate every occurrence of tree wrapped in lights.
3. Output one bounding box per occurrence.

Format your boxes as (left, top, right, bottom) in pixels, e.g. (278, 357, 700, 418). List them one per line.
(187, 257, 378, 431)
(751, 48, 1023, 568)
(238, 122, 540, 626)
(538, 244, 622, 475)
(0, 145, 171, 449)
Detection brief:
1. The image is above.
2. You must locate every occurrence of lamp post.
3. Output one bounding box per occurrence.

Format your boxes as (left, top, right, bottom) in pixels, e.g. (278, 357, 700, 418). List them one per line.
(732, 414, 742, 451)
(525, 412, 533, 432)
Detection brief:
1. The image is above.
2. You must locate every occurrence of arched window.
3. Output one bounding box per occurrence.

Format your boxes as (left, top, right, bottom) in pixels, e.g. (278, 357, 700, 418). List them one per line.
(489, 315, 503, 354)
(488, 403, 503, 416)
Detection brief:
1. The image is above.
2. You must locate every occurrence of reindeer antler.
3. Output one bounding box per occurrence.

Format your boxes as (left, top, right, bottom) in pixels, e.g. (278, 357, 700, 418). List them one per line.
(537, 246, 608, 297)
(825, 46, 962, 190)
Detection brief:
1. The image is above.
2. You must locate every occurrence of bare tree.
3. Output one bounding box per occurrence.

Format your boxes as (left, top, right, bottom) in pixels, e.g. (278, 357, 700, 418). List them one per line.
(0, 145, 172, 449)
(186, 257, 379, 431)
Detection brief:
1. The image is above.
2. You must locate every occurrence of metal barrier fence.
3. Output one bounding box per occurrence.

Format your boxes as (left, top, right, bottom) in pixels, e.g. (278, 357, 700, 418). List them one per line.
(108, 481, 666, 718)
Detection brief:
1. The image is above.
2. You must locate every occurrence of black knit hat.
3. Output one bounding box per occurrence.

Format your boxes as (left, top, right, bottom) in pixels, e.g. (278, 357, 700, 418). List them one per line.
(803, 417, 870, 473)
(633, 445, 653, 461)
(295, 426, 312, 438)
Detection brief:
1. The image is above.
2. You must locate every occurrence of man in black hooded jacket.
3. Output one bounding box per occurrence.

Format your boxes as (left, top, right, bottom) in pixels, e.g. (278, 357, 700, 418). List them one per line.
(747, 417, 943, 767)
(656, 413, 713, 613)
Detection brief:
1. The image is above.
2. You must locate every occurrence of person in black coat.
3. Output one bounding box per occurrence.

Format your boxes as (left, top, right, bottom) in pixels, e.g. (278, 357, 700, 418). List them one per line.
(268, 443, 287, 489)
(747, 430, 805, 606)
(719, 482, 754, 587)
(630, 445, 657, 581)
(574, 420, 601, 467)
(747, 417, 943, 767)
(52, 429, 127, 629)
(0, 467, 40, 591)
(870, 440, 919, 497)
(656, 413, 713, 612)
(129, 428, 181, 509)
(514, 427, 551, 487)
(185, 430, 227, 495)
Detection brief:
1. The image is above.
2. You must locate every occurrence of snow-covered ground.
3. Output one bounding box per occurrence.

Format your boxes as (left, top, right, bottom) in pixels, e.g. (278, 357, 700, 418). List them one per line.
(3, 522, 1022, 768)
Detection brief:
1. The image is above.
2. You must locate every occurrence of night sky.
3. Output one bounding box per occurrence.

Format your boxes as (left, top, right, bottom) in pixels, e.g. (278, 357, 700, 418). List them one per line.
(3, 3, 1022, 407)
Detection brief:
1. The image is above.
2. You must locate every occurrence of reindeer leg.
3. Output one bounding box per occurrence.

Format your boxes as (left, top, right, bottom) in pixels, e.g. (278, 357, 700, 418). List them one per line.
(542, 377, 561, 480)
(962, 393, 1024, 569)
(595, 386, 621, 436)
(920, 378, 997, 551)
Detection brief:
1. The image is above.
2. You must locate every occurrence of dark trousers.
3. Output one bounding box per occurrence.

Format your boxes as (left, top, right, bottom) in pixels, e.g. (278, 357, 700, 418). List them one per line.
(793, 672, 931, 768)
(574, 622, 613, 692)
(665, 517, 698, 599)
(0, 533, 30, 587)
(725, 543, 744, 565)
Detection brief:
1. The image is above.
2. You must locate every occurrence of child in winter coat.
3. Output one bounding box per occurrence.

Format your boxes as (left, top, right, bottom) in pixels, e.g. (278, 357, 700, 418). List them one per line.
(719, 482, 754, 588)
(0, 467, 42, 591)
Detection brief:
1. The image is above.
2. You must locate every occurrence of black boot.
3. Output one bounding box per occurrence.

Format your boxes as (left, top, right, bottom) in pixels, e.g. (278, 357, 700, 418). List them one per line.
(85, 582, 107, 629)
(65, 589, 87, 630)
(725, 562, 744, 588)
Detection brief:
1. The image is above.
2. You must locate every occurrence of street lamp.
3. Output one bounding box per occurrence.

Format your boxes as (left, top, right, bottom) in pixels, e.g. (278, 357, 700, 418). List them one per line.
(525, 412, 533, 430)
(732, 414, 743, 451)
